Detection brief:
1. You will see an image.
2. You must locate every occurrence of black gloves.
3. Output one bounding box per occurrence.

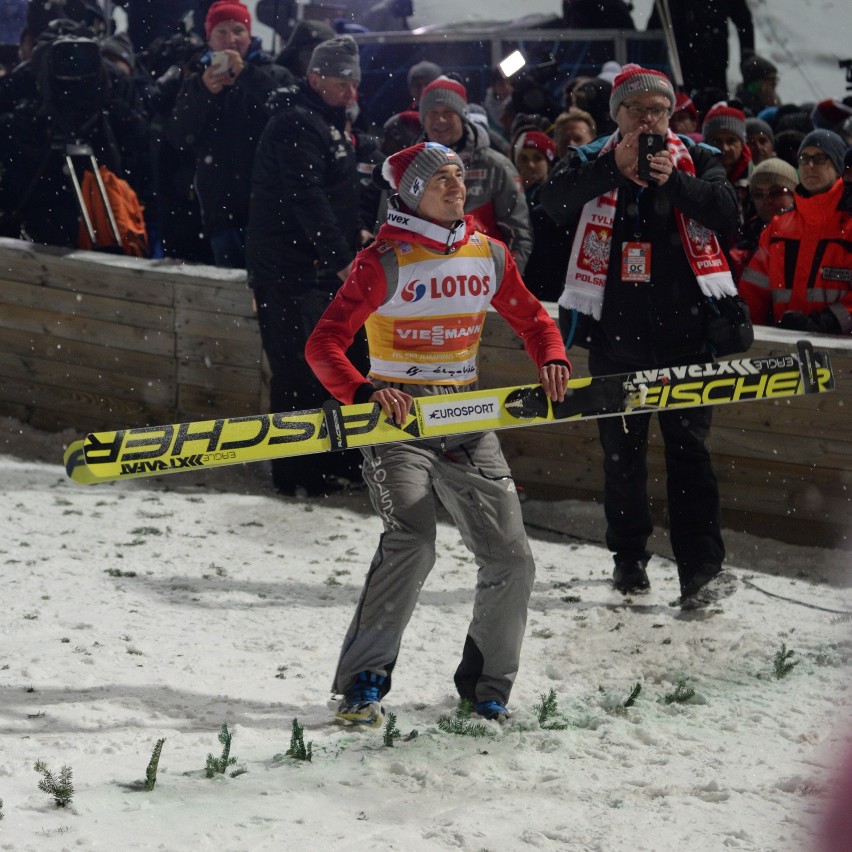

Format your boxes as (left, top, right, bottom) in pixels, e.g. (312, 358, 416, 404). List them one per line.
(778, 309, 842, 335)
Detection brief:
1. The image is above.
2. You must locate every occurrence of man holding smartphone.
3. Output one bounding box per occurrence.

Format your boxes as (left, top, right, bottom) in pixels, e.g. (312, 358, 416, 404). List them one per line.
(541, 64, 741, 610)
(165, 1, 290, 267)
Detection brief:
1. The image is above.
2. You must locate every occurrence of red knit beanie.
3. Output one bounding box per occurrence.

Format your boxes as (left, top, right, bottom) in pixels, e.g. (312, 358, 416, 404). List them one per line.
(205, 1, 251, 39)
(382, 143, 464, 212)
(512, 130, 556, 164)
(674, 91, 698, 121)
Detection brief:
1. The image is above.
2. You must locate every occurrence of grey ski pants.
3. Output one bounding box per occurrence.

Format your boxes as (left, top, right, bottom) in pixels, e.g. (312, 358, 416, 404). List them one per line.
(332, 431, 535, 706)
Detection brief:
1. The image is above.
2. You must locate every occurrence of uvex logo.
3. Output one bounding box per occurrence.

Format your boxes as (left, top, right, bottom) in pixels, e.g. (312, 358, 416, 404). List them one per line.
(387, 211, 411, 227)
(401, 275, 490, 303)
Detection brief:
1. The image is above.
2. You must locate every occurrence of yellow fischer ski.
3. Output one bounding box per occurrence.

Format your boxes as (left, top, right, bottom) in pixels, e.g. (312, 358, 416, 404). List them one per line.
(64, 342, 834, 486)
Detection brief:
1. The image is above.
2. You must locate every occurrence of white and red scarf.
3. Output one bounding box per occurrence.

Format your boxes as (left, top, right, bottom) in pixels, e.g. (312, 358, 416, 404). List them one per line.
(559, 130, 737, 318)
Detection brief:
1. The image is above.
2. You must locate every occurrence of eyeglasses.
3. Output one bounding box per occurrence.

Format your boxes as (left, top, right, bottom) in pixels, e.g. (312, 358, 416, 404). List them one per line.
(798, 153, 831, 166)
(751, 186, 792, 201)
(620, 103, 669, 119)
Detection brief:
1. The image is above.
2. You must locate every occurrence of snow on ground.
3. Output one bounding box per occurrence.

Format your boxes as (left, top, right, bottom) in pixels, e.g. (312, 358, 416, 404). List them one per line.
(1, 420, 850, 851)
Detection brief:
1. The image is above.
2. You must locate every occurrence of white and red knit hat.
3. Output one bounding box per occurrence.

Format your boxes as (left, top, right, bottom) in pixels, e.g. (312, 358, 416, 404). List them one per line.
(205, 0, 251, 39)
(382, 143, 464, 213)
(703, 101, 747, 143)
(512, 130, 556, 164)
(419, 76, 468, 122)
(673, 91, 698, 121)
(609, 63, 676, 120)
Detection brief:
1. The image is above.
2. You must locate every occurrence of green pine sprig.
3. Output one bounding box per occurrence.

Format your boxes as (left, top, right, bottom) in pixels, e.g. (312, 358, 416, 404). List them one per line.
(34, 760, 74, 807)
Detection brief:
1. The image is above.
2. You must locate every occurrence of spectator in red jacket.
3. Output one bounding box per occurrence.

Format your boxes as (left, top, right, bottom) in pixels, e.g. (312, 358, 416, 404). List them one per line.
(740, 130, 852, 334)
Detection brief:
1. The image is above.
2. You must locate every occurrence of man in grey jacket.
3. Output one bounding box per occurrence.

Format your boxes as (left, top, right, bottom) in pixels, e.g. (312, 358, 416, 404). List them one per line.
(419, 76, 533, 272)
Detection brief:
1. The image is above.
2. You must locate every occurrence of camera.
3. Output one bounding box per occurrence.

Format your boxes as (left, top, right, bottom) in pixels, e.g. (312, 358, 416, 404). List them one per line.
(48, 36, 102, 82)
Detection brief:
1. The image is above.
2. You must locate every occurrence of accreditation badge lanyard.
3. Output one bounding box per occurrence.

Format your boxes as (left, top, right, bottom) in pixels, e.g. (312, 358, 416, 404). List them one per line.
(621, 187, 652, 283)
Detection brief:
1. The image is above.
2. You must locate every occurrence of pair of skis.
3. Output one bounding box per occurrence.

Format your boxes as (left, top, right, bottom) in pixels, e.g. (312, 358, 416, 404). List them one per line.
(62, 341, 834, 486)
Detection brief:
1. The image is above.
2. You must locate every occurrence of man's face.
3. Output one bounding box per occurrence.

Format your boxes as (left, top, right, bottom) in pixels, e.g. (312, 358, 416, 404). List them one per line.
(798, 146, 839, 194)
(555, 119, 594, 157)
(309, 74, 359, 110)
(754, 75, 780, 108)
(515, 149, 549, 189)
(616, 93, 671, 138)
(670, 110, 697, 134)
(750, 181, 794, 223)
(747, 130, 774, 165)
(416, 164, 466, 225)
(707, 131, 744, 170)
(423, 106, 463, 147)
(208, 20, 251, 57)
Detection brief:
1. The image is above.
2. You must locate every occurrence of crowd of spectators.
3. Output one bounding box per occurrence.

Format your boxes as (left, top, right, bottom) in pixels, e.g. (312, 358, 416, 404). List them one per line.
(0, 3, 850, 344)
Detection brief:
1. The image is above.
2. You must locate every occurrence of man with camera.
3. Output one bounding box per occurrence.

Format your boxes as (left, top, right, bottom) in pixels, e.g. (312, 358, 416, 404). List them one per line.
(541, 63, 741, 610)
(164, 0, 290, 267)
(0, 18, 150, 248)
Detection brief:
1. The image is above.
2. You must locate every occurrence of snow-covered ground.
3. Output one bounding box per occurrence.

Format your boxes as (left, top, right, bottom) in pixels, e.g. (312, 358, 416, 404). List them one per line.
(1, 419, 850, 850)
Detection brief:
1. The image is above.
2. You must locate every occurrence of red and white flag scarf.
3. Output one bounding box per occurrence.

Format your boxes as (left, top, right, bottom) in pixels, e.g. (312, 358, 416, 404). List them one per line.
(559, 130, 737, 319)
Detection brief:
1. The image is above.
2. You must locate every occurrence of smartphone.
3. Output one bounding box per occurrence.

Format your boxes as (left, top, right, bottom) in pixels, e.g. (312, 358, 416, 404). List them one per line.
(208, 50, 229, 75)
(637, 133, 666, 182)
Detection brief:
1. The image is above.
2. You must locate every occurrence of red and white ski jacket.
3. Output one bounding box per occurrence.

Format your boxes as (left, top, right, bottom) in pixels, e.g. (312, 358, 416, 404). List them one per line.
(306, 211, 568, 405)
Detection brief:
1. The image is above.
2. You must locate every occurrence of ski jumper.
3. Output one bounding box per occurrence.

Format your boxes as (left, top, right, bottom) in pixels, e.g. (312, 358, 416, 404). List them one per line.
(306, 211, 568, 706)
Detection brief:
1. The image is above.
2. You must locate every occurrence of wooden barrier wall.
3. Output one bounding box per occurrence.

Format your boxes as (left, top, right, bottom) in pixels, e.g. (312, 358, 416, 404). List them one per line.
(0, 238, 264, 433)
(1, 238, 850, 547)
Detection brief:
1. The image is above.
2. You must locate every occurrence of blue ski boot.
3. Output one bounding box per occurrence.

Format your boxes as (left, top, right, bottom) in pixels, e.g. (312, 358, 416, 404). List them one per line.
(335, 671, 386, 728)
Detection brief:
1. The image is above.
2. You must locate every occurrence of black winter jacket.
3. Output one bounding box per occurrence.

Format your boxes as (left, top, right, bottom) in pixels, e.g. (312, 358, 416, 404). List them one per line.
(541, 135, 738, 366)
(164, 51, 289, 237)
(246, 81, 363, 289)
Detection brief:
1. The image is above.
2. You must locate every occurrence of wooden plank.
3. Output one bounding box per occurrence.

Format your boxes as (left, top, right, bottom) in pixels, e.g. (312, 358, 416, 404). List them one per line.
(0, 239, 245, 306)
(0, 278, 174, 330)
(177, 359, 263, 395)
(0, 377, 172, 430)
(0, 326, 175, 376)
(0, 245, 174, 306)
(0, 303, 174, 357)
(177, 331, 263, 370)
(174, 281, 255, 316)
(175, 306, 261, 342)
(177, 384, 264, 419)
(0, 350, 175, 407)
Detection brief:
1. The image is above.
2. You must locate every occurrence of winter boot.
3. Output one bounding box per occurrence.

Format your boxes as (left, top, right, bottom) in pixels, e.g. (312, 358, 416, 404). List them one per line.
(475, 700, 511, 723)
(680, 567, 738, 610)
(335, 671, 386, 728)
(612, 556, 651, 594)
